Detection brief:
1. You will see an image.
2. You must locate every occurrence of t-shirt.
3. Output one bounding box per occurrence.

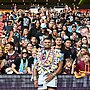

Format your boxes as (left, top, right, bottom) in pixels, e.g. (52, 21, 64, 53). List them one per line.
(75, 60, 90, 73)
(6, 51, 19, 67)
(62, 47, 77, 66)
(62, 48, 76, 60)
(23, 16, 31, 29)
(18, 16, 31, 30)
(14, 58, 32, 71)
(28, 57, 34, 68)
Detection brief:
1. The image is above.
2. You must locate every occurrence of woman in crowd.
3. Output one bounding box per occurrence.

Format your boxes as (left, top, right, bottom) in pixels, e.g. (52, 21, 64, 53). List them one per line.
(72, 52, 90, 78)
(12, 48, 32, 74)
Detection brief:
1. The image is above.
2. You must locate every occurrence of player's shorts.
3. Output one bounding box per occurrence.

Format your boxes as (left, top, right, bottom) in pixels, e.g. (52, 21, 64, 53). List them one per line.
(38, 74, 57, 90)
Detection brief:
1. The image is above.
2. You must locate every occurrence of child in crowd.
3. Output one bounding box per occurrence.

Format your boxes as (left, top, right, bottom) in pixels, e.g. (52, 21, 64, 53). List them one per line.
(62, 58, 73, 74)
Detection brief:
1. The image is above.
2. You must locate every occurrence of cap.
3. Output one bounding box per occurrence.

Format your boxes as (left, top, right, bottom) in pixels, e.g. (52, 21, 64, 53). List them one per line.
(72, 24, 76, 28)
(41, 23, 47, 29)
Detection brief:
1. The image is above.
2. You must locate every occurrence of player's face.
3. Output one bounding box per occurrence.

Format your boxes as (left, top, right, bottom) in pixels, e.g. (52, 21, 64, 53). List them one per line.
(43, 39, 51, 49)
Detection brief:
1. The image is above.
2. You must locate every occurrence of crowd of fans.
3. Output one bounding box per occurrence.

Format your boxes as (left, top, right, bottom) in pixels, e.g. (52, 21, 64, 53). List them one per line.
(0, 5, 90, 76)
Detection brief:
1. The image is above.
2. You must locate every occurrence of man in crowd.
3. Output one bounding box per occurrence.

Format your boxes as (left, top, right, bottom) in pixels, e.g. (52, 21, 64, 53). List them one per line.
(62, 39, 77, 65)
(79, 26, 89, 36)
(55, 37, 64, 52)
(17, 10, 31, 32)
(5, 42, 19, 74)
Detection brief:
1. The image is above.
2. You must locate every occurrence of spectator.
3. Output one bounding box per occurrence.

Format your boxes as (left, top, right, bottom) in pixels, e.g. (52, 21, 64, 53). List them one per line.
(77, 46, 89, 63)
(18, 10, 31, 30)
(81, 36, 88, 47)
(29, 48, 37, 73)
(36, 23, 49, 47)
(13, 24, 20, 40)
(60, 31, 69, 43)
(62, 39, 76, 61)
(29, 20, 40, 37)
(70, 24, 82, 39)
(87, 33, 90, 53)
(0, 46, 6, 74)
(5, 42, 19, 74)
(21, 28, 29, 40)
(0, 14, 4, 37)
(30, 36, 39, 49)
(62, 58, 73, 74)
(4, 20, 13, 36)
(62, 25, 70, 37)
(12, 48, 32, 74)
(27, 43, 33, 57)
(1, 36, 7, 52)
(73, 52, 90, 78)
(70, 32, 79, 42)
(52, 29, 58, 40)
(54, 37, 64, 53)
(79, 26, 89, 36)
(73, 38, 82, 54)
(20, 38, 29, 49)
(11, 36, 20, 53)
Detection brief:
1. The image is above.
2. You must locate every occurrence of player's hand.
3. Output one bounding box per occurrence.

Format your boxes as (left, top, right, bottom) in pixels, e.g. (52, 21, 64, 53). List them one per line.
(45, 74, 54, 82)
(34, 80, 38, 87)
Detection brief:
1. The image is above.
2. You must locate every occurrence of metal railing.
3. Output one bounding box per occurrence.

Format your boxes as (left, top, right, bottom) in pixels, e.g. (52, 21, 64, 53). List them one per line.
(0, 75, 90, 90)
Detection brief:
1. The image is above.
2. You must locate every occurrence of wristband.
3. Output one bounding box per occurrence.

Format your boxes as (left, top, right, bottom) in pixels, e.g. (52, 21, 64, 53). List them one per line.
(52, 72, 56, 76)
(33, 75, 37, 81)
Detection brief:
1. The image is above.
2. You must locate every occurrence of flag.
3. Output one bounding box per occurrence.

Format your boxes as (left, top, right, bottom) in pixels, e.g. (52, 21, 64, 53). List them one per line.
(74, 71, 86, 78)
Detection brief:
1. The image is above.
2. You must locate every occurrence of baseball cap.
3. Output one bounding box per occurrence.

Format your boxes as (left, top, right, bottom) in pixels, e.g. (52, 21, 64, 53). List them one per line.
(41, 23, 47, 29)
(72, 24, 76, 28)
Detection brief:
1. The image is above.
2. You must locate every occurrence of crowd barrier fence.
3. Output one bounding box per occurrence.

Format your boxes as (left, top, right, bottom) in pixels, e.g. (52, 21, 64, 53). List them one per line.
(0, 75, 90, 90)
